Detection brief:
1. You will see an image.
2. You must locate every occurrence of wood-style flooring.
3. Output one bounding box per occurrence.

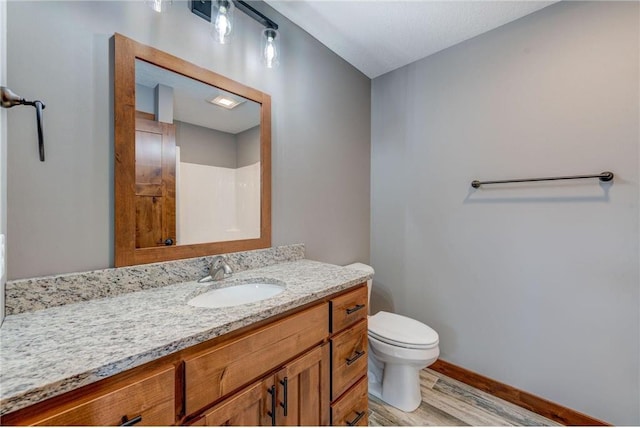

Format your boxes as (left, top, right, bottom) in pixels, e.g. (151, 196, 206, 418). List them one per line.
(368, 368, 560, 426)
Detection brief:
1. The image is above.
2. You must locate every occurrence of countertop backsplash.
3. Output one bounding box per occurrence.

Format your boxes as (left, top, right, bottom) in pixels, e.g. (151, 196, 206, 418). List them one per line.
(5, 244, 305, 315)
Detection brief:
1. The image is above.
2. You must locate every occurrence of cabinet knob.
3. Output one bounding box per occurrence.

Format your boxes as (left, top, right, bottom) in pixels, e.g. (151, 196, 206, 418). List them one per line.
(164, 238, 174, 246)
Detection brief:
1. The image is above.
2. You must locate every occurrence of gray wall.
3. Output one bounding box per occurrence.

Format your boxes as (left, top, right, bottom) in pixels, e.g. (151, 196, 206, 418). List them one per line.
(176, 121, 237, 168)
(371, 2, 638, 424)
(237, 125, 260, 168)
(135, 83, 155, 114)
(6, 0, 371, 279)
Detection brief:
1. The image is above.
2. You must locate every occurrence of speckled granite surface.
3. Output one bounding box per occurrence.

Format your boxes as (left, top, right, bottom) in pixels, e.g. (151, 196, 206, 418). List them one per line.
(0, 259, 371, 416)
(5, 244, 305, 315)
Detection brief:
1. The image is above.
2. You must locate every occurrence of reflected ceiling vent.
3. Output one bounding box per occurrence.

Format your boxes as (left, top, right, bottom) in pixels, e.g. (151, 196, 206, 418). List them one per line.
(208, 95, 245, 109)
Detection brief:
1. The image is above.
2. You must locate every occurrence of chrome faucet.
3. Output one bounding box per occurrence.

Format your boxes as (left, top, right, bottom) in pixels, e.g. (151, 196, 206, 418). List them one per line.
(198, 256, 233, 282)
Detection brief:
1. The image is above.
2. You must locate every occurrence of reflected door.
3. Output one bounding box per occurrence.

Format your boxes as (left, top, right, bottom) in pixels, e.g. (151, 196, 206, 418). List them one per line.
(135, 116, 176, 248)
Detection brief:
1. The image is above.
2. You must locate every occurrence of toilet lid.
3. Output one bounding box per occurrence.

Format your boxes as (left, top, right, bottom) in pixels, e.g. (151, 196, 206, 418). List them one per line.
(368, 311, 439, 348)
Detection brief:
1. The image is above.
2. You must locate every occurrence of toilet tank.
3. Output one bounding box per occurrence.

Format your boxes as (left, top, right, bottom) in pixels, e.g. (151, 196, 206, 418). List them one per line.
(343, 263, 375, 310)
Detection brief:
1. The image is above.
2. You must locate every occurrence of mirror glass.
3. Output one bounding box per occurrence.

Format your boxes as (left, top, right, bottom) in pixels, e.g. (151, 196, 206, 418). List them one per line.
(134, 59, 261, 248)
(114, 33, 271, 267)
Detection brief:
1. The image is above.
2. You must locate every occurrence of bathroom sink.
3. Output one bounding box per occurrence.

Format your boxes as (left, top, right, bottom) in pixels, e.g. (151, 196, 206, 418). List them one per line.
(188, 282, 285, 308)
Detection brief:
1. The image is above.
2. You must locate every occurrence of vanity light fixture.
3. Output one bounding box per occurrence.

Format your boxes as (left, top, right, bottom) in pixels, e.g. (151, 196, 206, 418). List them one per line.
(212, 0, 234, 44)
(262, 28, 279, 69)
(190, 0, 280, 68)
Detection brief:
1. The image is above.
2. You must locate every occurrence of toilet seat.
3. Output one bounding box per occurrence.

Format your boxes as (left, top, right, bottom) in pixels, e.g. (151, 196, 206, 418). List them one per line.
(368, 311, 439, 350)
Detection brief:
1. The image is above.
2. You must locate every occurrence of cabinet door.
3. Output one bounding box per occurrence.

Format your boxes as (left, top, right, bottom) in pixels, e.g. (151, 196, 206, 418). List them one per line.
(276, 344, 330, 426)
(198, 376, 276, 426)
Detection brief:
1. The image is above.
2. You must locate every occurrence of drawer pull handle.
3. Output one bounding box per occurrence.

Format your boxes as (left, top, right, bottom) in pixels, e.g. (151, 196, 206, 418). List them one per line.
(346, 304, 365, 315)
(267, 385, 277, 426)
(279, 377, 288, 416)
(120, 415, 142, 426)
(346, 411, 365, 426)
(346, 350, 365, 366)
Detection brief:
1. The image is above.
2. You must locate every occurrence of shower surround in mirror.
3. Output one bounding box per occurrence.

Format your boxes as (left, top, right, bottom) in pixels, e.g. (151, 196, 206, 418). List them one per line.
(176, 149, 260, 245)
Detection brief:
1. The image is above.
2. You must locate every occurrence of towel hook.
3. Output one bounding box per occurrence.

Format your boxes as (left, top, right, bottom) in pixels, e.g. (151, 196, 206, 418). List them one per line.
(1, 86, 46, 161)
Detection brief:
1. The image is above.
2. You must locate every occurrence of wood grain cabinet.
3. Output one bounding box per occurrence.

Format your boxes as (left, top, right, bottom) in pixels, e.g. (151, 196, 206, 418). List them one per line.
(1, 366, 176, 426)
(329, 286, 369, 426)
(189, 376, 274, 426)
(192, 344, 330, 427)
(330, 377, 369, 426)
(184, 304, 330, 426)
(274, 344, 330, 426)
(183, 304, 328, 417)
(2, 284, 368, 427)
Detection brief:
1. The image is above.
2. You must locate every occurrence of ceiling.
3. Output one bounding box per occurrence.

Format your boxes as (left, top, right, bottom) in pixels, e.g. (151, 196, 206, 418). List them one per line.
(136, 59, 260, 134)
(264, 0, 559, 79)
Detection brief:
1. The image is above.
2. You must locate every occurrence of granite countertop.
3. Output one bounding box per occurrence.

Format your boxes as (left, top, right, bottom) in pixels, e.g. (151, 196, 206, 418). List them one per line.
(0, 259, 370, 416)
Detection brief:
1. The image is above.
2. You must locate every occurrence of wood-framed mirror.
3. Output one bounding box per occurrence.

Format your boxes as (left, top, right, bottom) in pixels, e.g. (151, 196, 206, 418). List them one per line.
(114, 33, 271, 267)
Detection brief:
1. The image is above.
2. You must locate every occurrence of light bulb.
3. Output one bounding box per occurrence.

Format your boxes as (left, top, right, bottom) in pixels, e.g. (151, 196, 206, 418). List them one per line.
(212, 0, 234, 44)
(262, 28, 279, 69)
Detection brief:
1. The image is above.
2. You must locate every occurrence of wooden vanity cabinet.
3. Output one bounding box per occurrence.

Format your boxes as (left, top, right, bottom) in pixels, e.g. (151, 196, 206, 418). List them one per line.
(329, 286, 369, 426)
(187, 285, 369, 427)
(183, 304, 330, 426)
(183, 304, 328, 417)
(2, 284, 368, 427)
(192, 344, 330, 427)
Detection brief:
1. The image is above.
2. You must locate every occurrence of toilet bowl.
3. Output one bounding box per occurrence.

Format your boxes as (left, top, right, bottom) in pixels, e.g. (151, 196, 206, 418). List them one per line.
(344, 263, 440, 413)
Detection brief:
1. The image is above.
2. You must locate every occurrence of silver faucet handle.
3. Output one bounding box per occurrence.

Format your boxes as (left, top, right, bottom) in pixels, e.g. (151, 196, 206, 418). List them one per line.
(197, 256, 232, 283)
(211, 255, 226, 267)
(209, 256, 233, 280)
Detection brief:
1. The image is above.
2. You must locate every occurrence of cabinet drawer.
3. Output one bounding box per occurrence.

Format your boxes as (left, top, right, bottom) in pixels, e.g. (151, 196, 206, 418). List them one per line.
(331, 319, 368, 400)
(184, 303, 329, 416)
(33, 366, 175, 426)
(330, 285, 367, 333)
(330, 376, 368, 426)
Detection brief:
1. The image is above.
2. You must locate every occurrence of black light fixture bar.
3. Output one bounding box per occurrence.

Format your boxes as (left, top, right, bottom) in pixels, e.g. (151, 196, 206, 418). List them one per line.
(190, 0, 278, 29)
(190, 0, 212, 21)
(234, 1, 278, 29)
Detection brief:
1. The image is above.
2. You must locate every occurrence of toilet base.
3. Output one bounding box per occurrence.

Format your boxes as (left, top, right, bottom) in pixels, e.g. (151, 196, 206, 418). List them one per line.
(376, 363, 423, 412)
(368, 375, 382, 399)
(367, 338, 439, 413)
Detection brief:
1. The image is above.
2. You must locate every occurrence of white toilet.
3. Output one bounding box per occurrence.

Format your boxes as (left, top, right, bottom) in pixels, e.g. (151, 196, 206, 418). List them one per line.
(345, 263, 440, 413)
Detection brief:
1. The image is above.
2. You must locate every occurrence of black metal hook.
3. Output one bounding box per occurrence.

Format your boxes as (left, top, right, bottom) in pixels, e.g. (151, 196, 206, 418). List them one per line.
(1, 86, 46, 161)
